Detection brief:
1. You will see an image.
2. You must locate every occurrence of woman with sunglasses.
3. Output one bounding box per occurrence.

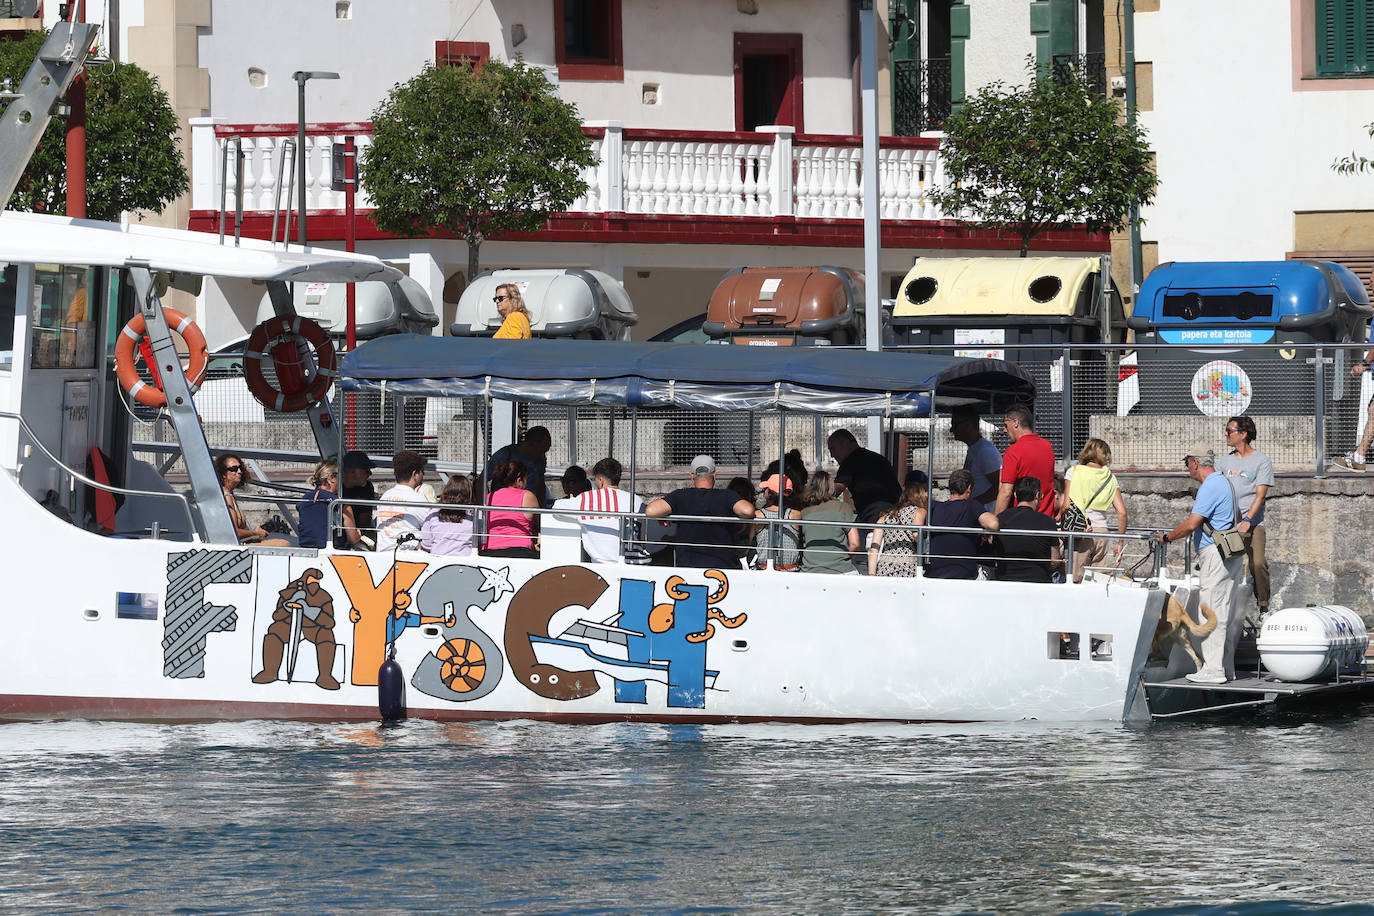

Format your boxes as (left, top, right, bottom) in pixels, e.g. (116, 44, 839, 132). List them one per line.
(216, 453, 289, 545)
(491, 284, 531, 340)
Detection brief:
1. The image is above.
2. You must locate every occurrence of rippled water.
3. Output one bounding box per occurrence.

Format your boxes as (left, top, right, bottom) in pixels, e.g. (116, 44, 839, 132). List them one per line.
(3, 706, 1374, 914)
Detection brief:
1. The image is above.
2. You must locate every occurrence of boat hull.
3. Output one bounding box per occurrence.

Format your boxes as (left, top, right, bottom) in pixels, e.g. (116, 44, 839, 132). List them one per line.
(0, 485, 1164, 724)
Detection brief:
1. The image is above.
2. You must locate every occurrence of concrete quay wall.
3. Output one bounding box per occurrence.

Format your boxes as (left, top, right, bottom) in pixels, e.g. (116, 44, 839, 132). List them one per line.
(1120, 474, 1373, 621)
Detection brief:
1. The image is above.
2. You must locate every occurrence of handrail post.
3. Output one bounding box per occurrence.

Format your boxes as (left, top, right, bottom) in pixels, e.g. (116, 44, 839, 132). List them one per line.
(1060, 345, 1073, 464)
(1315, 345, 1327, 477)
(604, 121, 624, 213)
(759, 125, 795, 217)
(218, 136, 229, 243)
(232, 139, 244, 247)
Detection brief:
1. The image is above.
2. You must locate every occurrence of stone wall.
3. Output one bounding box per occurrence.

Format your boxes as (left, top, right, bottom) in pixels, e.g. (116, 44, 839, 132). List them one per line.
(1115, 474, 1374, 623)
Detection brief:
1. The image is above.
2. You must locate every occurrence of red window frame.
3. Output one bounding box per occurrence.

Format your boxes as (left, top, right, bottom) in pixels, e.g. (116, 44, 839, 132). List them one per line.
(554, 0, 624, 81)
(733, 33, 804, 132)
(435, 40, 490, 71)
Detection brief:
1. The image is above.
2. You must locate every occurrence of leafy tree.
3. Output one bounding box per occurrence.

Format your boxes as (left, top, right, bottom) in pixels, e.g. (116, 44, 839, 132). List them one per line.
(1333, 122, 1374, 174)
(361, 58, 595, 279)
(0, 30, 188, 220)
(928, 61, 1157, 257)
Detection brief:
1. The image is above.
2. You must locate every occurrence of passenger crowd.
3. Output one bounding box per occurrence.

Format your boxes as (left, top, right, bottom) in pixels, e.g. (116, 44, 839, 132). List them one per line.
(242, 401, 1271, 686)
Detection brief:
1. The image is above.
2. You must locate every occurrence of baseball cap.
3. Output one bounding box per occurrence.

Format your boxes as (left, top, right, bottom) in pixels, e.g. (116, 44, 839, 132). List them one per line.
(342, 450, 376, 471)
(690, 455, 716, 476)
(1182, 442, 1214, 461)
(761, 473, 793, 495)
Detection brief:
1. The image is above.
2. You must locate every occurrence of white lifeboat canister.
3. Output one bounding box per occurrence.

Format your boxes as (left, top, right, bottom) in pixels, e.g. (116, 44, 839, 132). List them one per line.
(1257, 606, 1370, 682)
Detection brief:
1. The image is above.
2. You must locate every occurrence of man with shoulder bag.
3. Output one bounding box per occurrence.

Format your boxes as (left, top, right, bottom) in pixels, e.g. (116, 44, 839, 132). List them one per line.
(1155, 443, 1246, 684)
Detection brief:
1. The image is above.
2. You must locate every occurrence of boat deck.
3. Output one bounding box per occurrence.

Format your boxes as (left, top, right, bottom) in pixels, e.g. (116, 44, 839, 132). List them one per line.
(1144, 670, 1374, 718)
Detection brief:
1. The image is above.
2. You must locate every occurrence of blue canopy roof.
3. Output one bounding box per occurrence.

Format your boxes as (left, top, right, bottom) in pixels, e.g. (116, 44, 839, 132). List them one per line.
(339, 336, 1035, 417)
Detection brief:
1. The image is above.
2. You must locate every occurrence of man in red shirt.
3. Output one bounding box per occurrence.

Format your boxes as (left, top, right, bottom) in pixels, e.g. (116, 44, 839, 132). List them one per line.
(995, 404, 1056, 517)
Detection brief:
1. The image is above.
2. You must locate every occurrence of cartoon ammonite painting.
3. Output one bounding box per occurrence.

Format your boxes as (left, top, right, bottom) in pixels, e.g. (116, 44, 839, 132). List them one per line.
(436, 637, 487, 693)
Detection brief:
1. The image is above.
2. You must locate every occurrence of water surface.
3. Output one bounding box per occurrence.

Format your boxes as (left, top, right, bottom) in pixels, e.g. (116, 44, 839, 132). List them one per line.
(2, 707, 1373, 914)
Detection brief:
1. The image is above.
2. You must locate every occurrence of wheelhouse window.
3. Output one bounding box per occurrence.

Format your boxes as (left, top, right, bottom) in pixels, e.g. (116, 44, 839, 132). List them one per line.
(30, 265, 99, 370)
(0, 263, 16, 371)
(1315, 0, 1374, 77)
(554, 0, 623, 81)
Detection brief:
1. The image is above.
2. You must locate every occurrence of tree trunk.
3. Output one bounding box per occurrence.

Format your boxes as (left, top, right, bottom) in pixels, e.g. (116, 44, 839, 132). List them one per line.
(467, 238, 481, 281)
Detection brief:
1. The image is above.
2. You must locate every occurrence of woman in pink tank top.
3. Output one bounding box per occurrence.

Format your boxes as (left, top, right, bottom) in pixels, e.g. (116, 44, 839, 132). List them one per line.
(484, 460, 540, 556)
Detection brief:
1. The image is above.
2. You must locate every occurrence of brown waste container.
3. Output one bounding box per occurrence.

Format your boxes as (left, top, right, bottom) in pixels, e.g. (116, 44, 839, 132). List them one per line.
(702, 266, 864, 346)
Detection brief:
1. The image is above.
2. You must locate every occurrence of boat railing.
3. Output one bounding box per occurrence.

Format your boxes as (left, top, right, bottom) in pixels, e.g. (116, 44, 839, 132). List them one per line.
(0, 410, 199, 540)
(329, 490, 1167, 580)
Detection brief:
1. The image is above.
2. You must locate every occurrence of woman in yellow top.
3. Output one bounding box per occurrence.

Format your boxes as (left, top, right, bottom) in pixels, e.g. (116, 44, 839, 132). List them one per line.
(492, 284, 532, 339)
(1064, 437, 1128, 582)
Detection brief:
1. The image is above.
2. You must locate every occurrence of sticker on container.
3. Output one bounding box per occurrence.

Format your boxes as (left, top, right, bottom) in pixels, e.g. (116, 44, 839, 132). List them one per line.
(1190, 360, 1252, 417)
(759, 278, 782, 301)
(955, 328, 1005, 346)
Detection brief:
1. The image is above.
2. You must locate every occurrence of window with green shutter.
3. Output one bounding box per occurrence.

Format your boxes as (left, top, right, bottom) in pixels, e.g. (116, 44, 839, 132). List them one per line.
(1316, 0, 1374, 77)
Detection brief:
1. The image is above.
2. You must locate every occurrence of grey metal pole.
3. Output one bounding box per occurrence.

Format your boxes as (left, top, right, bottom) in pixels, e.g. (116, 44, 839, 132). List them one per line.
(859, 0, 884, 452)
(1060, 345, 1073, 465)
(296, 76, 307, 247)
(292, 71, 339, 248)
(1315, 346, 1328, 477)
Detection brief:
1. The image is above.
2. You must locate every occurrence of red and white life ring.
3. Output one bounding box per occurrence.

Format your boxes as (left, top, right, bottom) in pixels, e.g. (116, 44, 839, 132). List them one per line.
(244, 315, 337, 413)
(114, 308, 209, 408)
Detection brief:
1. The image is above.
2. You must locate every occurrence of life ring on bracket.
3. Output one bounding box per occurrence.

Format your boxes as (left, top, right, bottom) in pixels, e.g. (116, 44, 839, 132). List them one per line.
(114, 308, 209, 409)
(243, 315, 338, 413)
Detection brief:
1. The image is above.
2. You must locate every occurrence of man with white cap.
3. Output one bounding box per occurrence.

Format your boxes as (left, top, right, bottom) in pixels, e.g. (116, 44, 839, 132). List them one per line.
(1156, 442, 1246, 684)
(646, 455, 756, 569)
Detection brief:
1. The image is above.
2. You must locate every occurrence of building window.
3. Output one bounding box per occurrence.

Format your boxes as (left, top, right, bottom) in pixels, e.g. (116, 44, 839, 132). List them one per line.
(554, 0, 623, 81)
(1315, 0, 1374, 76)
(436, 41, 490, 71)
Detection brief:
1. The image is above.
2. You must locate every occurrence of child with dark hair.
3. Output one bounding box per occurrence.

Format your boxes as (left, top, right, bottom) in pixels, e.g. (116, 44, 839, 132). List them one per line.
(561, 465, 592, 498)
(421, 475, 475, 556)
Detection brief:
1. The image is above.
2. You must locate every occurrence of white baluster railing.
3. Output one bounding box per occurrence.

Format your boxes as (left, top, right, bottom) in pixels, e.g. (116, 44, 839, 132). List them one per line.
(196, 122, 953, 226)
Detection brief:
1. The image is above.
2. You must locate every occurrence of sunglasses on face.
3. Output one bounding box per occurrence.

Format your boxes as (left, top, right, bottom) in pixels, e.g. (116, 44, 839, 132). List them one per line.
(225, 466, 244, 473)
(493, 295, 509, 303)
(1225, 427, 1240, 435)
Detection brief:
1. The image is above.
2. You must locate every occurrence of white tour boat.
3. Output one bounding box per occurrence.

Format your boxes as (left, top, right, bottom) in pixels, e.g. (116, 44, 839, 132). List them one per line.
(3, 17, 1367, 725)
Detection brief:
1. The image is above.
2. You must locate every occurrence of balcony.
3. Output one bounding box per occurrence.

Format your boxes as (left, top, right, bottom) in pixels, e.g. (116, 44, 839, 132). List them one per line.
(187, 119, 1105, 252)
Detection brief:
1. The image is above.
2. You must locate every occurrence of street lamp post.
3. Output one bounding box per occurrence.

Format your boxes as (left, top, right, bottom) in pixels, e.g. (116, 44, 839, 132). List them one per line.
(292, 70, 339, 247)
(855, 0, 884, 452)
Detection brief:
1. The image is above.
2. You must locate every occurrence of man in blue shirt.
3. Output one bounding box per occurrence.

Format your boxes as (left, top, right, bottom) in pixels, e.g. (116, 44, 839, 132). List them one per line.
(1156, 443, 1245, 684)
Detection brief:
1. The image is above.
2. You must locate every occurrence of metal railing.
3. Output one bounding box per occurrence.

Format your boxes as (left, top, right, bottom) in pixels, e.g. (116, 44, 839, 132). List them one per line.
(128, 341, 1374, 499)
(0, 410, 199, 538)
(321, 492, 1167, 584)
(893, 57, 952, 136)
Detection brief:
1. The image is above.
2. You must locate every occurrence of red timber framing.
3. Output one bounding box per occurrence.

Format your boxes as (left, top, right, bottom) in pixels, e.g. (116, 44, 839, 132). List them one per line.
(734, 33, 804, 132)
(435, 41, 490, 71)
(554, 0, 624, 81)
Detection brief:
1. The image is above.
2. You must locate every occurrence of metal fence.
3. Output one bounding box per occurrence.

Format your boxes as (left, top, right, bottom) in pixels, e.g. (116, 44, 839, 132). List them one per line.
(134, 342, 1374, 497)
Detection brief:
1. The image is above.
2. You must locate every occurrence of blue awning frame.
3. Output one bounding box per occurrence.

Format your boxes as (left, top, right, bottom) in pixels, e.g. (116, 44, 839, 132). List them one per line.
(339, 336, 1036, 418)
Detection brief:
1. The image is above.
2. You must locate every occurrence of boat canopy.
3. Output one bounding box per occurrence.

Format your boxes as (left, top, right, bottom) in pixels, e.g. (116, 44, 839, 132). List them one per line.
(0, 210, 403, 284)
(339, 336, 1036, 416)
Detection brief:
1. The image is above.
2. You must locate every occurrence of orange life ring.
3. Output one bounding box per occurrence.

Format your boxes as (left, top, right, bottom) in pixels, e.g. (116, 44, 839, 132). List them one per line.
(244, 315, 337, 413)
(114, 308, 209, 408)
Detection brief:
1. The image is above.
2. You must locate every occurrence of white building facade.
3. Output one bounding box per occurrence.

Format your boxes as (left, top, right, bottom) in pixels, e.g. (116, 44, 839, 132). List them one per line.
(1125, 0, 1374, 288)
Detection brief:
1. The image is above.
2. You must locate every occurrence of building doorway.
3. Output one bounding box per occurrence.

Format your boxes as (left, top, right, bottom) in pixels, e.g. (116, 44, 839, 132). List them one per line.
(734, 34, 803, 132)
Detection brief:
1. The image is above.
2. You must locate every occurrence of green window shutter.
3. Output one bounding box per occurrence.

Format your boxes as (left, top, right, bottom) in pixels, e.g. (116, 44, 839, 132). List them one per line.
(1316, 0, 1374, 77)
